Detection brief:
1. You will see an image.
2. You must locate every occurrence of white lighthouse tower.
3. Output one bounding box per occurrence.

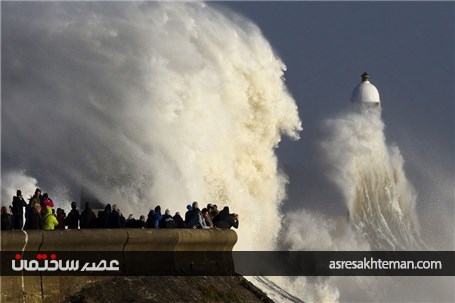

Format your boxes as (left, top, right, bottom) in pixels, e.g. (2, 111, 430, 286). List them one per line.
(351, 72, 381, 110)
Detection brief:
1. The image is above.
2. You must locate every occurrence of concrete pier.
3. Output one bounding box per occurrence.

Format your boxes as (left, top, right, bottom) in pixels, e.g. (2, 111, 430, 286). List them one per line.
(1, 229, 237, 302)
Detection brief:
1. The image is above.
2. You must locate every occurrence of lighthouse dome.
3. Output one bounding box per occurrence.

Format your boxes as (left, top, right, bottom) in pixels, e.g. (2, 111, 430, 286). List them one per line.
(351, 72, 380, 105)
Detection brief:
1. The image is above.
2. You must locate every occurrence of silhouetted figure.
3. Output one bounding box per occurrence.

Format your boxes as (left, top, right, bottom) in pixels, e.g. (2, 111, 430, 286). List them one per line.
(188, 201, 199, 220)
(159, 209, 176, 228)
(125, 216, 137, 228)
(1, 206, 13, 230)
(125, 214, 146, 228)
(80, 202, 96, 229)
(106, 204, 122, 228)
(65, 201, 80, 229)
(12, 190, 27, 230)
(42, 206, 58, 231)
(138, 215, 146, 228)
(97, 204, 112, 228)
(173, 212, 185, 228)
(125, 214, 135, 228)
(56, 208, 66, 229)
(119, 208, 126, 227)
(25, 204, 42, 230)
(94, 211, 103, 228)
(213, 206, 239, 229)
(126, 214, 134, 223)
(146, 209, 155, 228)
(184, 204, 193, 226)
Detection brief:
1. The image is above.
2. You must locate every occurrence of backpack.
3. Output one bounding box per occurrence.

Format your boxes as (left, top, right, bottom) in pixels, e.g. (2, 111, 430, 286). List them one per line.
(164, 217, 176, 228)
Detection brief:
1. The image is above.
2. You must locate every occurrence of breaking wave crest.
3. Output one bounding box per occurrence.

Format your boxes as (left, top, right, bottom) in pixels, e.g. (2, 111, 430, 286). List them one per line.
(2, 2, 302, 250)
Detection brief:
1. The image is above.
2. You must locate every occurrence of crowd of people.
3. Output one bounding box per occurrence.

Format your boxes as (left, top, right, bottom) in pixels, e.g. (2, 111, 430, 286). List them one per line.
(1, 188, 239, 231)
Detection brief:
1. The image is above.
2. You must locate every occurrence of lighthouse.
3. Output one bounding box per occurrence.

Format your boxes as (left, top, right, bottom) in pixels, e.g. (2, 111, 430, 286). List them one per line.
(351, 72, 381, 109)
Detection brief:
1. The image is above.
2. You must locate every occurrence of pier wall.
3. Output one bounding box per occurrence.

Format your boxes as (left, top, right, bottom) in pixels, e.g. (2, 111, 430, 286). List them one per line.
(0, 229, 237, 302)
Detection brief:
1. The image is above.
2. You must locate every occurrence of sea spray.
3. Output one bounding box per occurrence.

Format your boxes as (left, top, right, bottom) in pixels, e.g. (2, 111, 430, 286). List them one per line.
(271, 108, 427, 301)
(270, 209, 370, 303)
(1, 171, 40, 205)
(2, 2, 301, 250)
(321, 109, 424, 250)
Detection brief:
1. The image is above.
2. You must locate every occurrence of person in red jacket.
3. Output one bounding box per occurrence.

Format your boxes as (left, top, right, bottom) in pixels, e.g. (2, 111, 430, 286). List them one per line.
(40, 193, 54, 214)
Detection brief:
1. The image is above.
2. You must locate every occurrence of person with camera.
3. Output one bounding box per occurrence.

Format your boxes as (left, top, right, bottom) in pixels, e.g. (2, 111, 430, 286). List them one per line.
(213, 206, 239, 229)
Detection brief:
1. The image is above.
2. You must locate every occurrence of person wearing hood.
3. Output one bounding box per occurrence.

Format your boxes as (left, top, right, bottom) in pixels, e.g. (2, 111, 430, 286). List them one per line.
(80, 202, 96, 228)
(151, 205, 162, 228)
(184, 204, 193, 226)
(173, 212, 185, 228)
(41, 206, 59, 230)
(213, 206, 239, 229)
(40, 193, 54, 215)
(186, 201, 202, 227)
(65, 201, 80, 229)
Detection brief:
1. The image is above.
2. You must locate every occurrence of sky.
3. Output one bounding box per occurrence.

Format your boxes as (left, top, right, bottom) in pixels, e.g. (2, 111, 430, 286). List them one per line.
(221, 1, 454, 225)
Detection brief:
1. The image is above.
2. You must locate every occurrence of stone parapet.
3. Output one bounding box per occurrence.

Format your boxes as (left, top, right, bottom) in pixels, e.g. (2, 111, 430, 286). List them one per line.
(1, 229, 237, 303)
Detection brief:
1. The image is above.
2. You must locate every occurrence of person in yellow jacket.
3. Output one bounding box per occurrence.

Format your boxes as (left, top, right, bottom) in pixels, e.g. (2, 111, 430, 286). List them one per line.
(41, 206, 58, 230)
